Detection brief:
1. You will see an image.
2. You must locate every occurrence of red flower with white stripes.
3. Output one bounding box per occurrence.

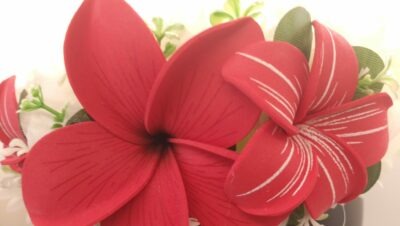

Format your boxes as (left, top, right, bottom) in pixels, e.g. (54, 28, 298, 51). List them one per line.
(222, 21, 393, 219)
(0, 76, 28, 172)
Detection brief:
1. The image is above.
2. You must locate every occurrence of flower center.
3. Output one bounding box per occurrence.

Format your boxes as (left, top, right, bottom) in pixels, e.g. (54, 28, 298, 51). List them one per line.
(148, 132, 172, 153)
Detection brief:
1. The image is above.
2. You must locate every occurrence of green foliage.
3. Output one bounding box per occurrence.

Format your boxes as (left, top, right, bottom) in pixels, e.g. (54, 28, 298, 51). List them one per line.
(287, 205, 305, 225)
(151, 17, 185, 58)
(210, 0, 264, 26)
(274, 7, 312, 60)
(354, 46, 398, 99)
(354, 46, 385, 79)
(19, 85, 68, 129)
(364, 162, 382, 193)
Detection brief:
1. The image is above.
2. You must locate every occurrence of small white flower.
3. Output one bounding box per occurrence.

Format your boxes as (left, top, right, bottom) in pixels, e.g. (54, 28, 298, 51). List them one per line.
(189, 217, 200, 226)
(0, 138, 29, 159)
(297, 210, 324, 226)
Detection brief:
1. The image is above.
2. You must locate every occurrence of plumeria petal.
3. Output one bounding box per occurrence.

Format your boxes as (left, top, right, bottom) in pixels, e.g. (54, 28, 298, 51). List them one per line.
(145, 18, 264, 148)
(299, 125, 367, 218)
(102, 151, 188, 226)
(22, 122, 159, 226)
(223, 41, 309, 135)
(296, 21, 359, 121)
(305, 93, 392, 166)
(0, 76, 25, 144)
(64, 0, 165, 143)
(171, 139, 286, 226)
(225, 122, 318, 216)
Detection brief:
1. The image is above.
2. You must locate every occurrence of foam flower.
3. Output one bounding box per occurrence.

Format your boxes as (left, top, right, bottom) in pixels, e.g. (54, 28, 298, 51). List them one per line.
(223, 21, 393, 219)
(21, 0, 284, 225)
(0, 76, 27, 172)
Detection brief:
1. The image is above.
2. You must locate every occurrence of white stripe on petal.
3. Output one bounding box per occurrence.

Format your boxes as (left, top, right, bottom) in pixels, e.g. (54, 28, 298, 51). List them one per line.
(317, 158, 336, 205)
(268, 100, 293, 124)
(311, 28, 337, 110)
(337, 125, 388, 138)
(237, 52, 300, 100)
(251, 77, 296, 117)
(237, 142, 295, 197)
(306, 102, 377, 125)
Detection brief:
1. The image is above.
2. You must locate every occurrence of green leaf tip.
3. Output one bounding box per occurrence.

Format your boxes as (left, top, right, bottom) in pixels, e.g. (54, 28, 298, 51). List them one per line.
(151, 17, 185, 58)
(364, 162, 382, 193)
(210, 0, 264, 26)
(274, 7, 312, 60)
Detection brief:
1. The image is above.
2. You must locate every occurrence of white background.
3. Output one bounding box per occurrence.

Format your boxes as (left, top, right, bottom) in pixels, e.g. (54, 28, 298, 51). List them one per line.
(0, 0, 399, 225)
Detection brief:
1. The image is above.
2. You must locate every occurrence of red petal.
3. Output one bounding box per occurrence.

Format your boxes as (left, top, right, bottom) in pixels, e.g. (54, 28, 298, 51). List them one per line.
(224, 122, 318, 216)
(102, 151, 188, 226)
(296, 21, 358, 121)
(305, 93, 392, 166)
(223, 41, 309, 135)
(171, 139, 286, 226)
(298, 125, 367, 218)
(0, 76, 25, 144)
(22, 122, 159, 226)
(145, 18, 264, 148)
(64, 0, 165, 143)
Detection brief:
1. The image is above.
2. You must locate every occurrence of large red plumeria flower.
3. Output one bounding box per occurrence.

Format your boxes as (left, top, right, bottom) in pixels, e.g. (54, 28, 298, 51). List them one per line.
(223, 21, 393, 218)
(0, 76, 27, 172)
(21, 0, 285, 226)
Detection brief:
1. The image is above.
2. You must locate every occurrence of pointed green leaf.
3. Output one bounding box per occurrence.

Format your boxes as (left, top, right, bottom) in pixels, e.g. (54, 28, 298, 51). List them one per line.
(354, 46, 385, 79)
(51, 123, 63, 129)
(224, 0, 241, 18)
(248, 12, 262, 19)
(152, 17, 164, 33)
(163, 42, 177, 58)
(165, 23, 185, 32)
(210, 11, 234, 26)
(243, 1, 264, 16)
(364, 161, 382, 193)
(274, 7, 312, 60)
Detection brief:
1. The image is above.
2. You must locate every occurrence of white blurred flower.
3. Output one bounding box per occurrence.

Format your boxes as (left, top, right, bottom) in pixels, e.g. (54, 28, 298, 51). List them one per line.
(0, 169, 31, 225)
(189, 218, 200, 226)
(0, 139, 29, 161)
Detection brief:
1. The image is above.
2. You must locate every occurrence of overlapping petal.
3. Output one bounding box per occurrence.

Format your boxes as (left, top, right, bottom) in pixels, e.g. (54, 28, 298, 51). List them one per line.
(0, 76, 25, 144)
(64, 0, 165, 143)
(145, 18, 264, 148)
(171, 139, 286, 226)
(22, 122, 159, 226)
(296, 21, 359, 120)
(102, 151, 188, 226)
(299, 126, 367, 218)
(223, 41, 309, 135)
(225, 122, 318, 216)
(305, 93, 392, 166)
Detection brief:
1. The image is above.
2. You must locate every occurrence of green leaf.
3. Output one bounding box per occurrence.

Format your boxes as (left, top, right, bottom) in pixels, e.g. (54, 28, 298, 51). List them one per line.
(66, 109, 93, 126)
(236, 114, 268, 152)
(353, 46, 385, 79)
(243, 1, 264, 16)
(165, 23, 185, 33)
(274, 7, 312, 60)
(364, 162, 382, 193)
(152, 17, 164, 33)
(224, 0, 241, 18)
(247, 12, 262, 19)
(152, 17, 164, 43)
(210, 11, 234, 26)
(163, 42, 177, 58)
(51, 123, 63, 129)
(287, 205, 305, 225)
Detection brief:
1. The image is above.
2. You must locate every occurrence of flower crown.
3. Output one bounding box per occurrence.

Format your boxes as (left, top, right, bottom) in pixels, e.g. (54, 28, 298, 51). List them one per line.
(0, 0, 395, 225)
